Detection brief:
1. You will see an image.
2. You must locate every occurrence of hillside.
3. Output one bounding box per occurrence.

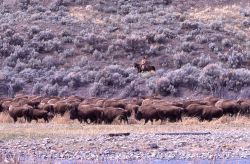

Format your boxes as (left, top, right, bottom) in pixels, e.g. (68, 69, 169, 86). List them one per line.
(0, 0, 250, 99)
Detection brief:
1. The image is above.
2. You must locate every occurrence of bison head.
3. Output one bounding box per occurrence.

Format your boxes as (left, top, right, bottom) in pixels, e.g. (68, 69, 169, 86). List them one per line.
(69, 107, 78, 120)
(48, 112, 55, 120)
(135, 111, 142, 120)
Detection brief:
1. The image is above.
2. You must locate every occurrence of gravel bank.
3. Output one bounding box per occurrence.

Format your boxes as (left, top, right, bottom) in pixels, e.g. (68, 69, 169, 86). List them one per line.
(1, 124, 250, 162)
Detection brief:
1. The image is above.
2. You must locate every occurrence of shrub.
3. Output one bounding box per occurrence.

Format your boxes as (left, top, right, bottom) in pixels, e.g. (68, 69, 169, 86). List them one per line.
(173, 52, 189, 68)
(123, 14, 139, 23)
(195, 35, 208, 44)
(66, 72, 82, 88)
(42, 39, 63, 53)
(125, 35, 149, 54)
(10, 78, 24, 93)
(28, 25, 41, 38)
(181, 20, 199, 30)
(221, 38, 233, 48)
(119, 78, 150, 98)
(242, 19, 250, 28)
(199, 63, 224, 93)
(49, 0, 62, 11)
(89, 82, 111, 97)
(74, 36, 85, 48)
(18, 0, 30, 10)
(208, 42, 220, 52)
(19, 68, 39, 82)
(156, 77, 177, 96)
(42, 56, 61, 68)
(181, 42, 196, 53)
(62, 36, 73, 43)
(77, 56, 88, 67)
(36, 30, 54, 41)
(4, 29, 15, 37)
(3, 55, 17, 67)
(14, 59, 27, 72)
(146, 44, 166, 57)
(42, 83, 59, 96)
(154, 34, 167, 44)
(222, 69, 250, 91)
(28, 58, 42, 69)
(58, 86, 69, 97)
(61, 48, 75, 58)
(80, 70, 96, 85)
(197, 54, 211, 68)
(239, 87, 250, 99)
(167, 64, 200, 88)
(0, 43, 13, 57)
(210, 21, 223, 31)
(227, 51, 247, 68)
(92, 50, 103, 60)
(9, 33, 24, 46)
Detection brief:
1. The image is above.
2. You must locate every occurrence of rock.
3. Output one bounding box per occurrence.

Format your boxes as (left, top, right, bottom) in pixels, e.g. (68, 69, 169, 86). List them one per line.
(132, 148, 140, 152)
(161, 148, 174, 152)
(148, 143, 159, 149)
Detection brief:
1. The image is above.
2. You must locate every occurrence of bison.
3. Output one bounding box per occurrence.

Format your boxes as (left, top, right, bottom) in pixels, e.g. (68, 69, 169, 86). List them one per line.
(200, 106, 223, 121)
(69, 105, 103, 124)
(53, 101, 76, 116)
(157, 105, 183, 122)
(215, 99, 240, 116)
(23, 108, 54, 123)
(135, 105, 161, 124)
(238, 100, 250, 116)
(185, 104, 223, 121)
(9, 104, 33, 122)
(101, 107, 131, 124)
(103, 99, 127, 109)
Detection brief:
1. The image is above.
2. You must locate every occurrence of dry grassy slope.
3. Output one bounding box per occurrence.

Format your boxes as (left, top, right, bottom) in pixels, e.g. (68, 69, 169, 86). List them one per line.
(0, 0, 250, 98)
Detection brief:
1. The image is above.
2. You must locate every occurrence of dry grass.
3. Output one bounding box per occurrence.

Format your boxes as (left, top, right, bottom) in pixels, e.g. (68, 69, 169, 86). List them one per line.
(0, 113, 13, 123)
(69, 6, 106, 25)
(187, 5, 250, 36)
(0, 115, 250, 140)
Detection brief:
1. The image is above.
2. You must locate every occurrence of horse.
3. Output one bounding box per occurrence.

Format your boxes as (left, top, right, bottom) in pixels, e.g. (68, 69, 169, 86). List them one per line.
(134, 63, 156, 73)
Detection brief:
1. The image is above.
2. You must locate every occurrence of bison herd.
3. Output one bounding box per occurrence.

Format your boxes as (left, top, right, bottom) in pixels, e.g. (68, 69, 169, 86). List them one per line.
(0, 95, 250, 124)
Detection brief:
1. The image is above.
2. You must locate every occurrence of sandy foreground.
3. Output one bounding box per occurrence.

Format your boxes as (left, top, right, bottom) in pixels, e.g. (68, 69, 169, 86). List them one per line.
(1, 116, 250, 163)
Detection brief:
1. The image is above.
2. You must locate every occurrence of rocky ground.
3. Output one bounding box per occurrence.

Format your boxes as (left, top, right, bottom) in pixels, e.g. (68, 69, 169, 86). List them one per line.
(1, 121, 250, 163)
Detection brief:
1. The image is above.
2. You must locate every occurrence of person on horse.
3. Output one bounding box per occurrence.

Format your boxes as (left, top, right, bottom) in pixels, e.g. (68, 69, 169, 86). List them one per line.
(140, 56, 151, 71)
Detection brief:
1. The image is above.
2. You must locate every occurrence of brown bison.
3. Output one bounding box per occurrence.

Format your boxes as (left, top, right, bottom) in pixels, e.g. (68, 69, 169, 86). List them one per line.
(200, 106, 223, 121)
(185, 104, 223, 121)
(53, 101, 76, 116)
(9, 104, 33, 122)
(101, 107, 131, 124)
(23, 108, 54, 123)
(1, 99, 12, 112)
(238, 100, 250, 116)
(38, 103, 55, 113)
(157, 105, 183, 122)
(125, 104, 139, 117)
(135, 105, 161, 124)
(103, 99, 127, 109)
(69, 105, 103, 124)
(215, 99, 240, 116)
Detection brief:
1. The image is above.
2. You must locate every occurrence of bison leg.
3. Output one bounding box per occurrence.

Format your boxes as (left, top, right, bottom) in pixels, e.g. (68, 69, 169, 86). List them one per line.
(13, 117, 17, 123)
(179, 116, 182, 122)
(144, 119, 149, 125)
(44, 117, 49, 123)
(125, 117, 129, 124)
(150, 119, 154, 125)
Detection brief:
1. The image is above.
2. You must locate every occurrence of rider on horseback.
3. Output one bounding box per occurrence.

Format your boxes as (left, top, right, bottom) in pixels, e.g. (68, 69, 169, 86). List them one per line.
(140, 56, 151, 71)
